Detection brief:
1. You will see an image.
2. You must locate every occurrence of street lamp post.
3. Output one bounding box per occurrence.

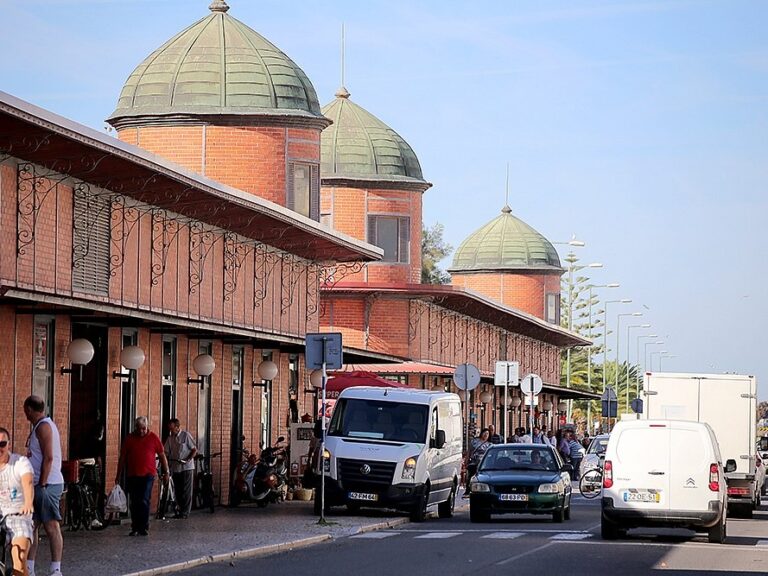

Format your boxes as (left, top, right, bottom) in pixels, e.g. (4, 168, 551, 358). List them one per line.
(625, 323, 651, 410)
(636, 334, 658, 398)
(649, 350, 668, 372)
(616, 312, 642, 405)
(602, 299, 631, 394)
(659, 354, 677, 371)
(585, 283, 619, 429)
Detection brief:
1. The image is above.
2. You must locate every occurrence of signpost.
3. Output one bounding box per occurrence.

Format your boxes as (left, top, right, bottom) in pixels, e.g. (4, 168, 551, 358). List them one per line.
(521, 373, 543, 437)
(305, 332, 343, 524)
(602, 386, 619, 432)
(630, 397, 643, 414)
(453, 363, 481, 454)
(494, 361, 520, 442)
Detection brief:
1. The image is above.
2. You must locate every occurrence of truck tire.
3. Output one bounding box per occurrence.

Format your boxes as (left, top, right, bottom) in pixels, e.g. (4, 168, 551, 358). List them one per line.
(708, 513, 727, 544)
(410, 485, 430, 522)
(601, 516, 623, 540)
(437, 484, 456, 519)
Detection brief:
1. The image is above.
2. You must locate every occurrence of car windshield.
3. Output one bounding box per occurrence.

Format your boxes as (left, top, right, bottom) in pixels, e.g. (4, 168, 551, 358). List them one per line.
(479, 448, 559, 472)
(587, 436, 610, 455)
(327, 398, 428, 443)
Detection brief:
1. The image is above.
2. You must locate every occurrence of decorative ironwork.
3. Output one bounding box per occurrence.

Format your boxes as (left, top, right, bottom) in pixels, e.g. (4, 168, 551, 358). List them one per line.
(71, 181, 111, 272)
(150, 208, 181, 286)
(110, 194, 143, 277)
(188, 221, 219, 294)
(49, 152, 112, 181)
(16, 162, 64, 256)
(223, 232, 254, 302)
(319, 261, 366, 289)
(280, 254, 305, 316)
(363, 293, 379, 347)
(305, 262, 321, 320)
(253, 243, 278, 308)
(440, 309, 454, 353)
(0, 134, 52, 164)
(408, 299, 430, 343)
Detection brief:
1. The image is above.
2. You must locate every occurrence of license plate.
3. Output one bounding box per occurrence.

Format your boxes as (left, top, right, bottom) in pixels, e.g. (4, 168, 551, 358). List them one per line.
(499, 493, 528, 502)
(622, 490, 661, 503)
(349, 492, 378, 501)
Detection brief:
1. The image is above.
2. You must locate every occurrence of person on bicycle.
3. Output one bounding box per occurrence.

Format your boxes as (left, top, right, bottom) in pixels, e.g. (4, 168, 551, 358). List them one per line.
(164, 419, 197, 519)
(115, 416, 169, 536)
(0, 426, 35, 576)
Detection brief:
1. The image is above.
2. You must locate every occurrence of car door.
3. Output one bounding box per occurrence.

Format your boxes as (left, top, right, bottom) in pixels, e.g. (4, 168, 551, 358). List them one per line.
(612, 424, 670, 512)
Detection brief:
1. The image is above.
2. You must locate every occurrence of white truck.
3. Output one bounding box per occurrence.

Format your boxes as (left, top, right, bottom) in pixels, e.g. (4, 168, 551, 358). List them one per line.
(643, 372, 760, 517)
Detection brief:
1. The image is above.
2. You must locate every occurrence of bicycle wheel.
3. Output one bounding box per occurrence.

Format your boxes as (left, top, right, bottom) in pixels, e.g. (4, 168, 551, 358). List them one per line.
(82, 487, 104, 530)
(201, 475, 215, 513)
(579, 468, 603, 499)
(66, 486, 84, 531)
(156, 480, 172, 519)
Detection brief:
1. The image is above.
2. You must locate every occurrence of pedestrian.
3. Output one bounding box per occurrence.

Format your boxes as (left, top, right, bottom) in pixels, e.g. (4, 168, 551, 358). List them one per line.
(163, 418, 197, 519)
(546, 429, 556, 447)
(531, 426, 546, 444)
(557, 429, 571, 462)
(0, 426, 35, 576)
(582, 431, 591, 450)
(464, 428, 492, 494)
(519, 427, 532, 443)
(115, 416, 170, 536)
(487, 424, 501, 444)
(568, 431, 585, 480)
(23, 395, 65, 576)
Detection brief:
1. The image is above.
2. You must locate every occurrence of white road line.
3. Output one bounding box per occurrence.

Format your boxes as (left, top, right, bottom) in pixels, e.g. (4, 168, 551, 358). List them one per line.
(414, 532, 462, 539)
(554, 539, 765, 552)
(550, 533, 592, 540)
(398, 528, 591, 534)
(350, 532, 401, 539)
(496, 542, 555, 565)
(482, 532, 525, 539)
(755, 540, 768, 546)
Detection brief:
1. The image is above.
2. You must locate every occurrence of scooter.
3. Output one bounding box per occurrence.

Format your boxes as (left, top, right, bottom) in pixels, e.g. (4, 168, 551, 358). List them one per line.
(231, 437, 288, 507)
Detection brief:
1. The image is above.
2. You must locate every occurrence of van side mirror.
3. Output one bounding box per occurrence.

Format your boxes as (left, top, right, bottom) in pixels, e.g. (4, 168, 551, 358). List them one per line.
(431, 430, 446, 449)
(724, 459, 737, 473)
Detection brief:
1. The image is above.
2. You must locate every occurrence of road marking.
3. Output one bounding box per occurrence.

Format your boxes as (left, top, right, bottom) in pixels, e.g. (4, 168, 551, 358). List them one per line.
(351, 532, 401, 539)
(550, 533, 592, 540)
(482, 532, 525, 539)
(496, 542, 555, 565)
(398, 528, 590, 534)
(554, 539, 766, 552)
(755, 540, 768, 546)
(414, 532, 462, 539)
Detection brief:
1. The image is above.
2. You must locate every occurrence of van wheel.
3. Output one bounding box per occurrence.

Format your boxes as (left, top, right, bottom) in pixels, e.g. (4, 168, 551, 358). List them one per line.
(410, 486, 430, 522)
(601, 516, 622, 540)
(708, 514, 727, 544)
(564, 500, 571, 521)
(437, 484, 456, 519)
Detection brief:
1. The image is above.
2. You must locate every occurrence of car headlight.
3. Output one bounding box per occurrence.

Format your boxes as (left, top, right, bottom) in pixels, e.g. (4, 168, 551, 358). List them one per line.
(323, 449, 331, 473)
(470, 482, 490, 493)
(401, 456, 418, 479)
(538, 482, 563, 494)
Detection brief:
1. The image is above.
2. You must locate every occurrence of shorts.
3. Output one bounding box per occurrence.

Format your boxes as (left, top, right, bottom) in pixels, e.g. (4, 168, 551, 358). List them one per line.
(33, 483, 63, 523)
(4, 513, 34, 542)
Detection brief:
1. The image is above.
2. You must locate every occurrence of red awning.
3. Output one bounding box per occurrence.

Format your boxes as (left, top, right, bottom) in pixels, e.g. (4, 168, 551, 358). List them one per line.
(325, 371, 409, 399)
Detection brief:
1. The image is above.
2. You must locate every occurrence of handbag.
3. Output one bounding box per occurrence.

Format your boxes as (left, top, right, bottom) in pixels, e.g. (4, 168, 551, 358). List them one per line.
(105, 484, 127, 513)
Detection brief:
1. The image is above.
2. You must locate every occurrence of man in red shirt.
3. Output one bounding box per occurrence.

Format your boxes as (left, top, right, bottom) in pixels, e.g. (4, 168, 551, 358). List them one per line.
(115, 416, 169, 536)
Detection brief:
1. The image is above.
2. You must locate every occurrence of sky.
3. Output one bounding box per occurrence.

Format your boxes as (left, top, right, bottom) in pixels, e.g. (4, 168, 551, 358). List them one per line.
(1, 0, 766, 398)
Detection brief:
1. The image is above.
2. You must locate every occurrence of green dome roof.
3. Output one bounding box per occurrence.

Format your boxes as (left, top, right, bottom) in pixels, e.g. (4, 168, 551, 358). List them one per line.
(320, 88, 429, 189)
(449, 206, 563, 273)
(108, 1, 326, 128)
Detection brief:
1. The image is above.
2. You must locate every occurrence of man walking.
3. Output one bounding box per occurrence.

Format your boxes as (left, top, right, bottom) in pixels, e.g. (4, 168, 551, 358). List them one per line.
(164, 419, 197, 519)
(23, 395, 65, 576)
(115, 416, 169, 536)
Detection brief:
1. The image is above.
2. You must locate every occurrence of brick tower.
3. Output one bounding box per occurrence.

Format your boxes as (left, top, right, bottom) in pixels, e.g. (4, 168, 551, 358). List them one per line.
(107, 0, 328, 218)
(320, 87, 431, 283)
(449, 205, 564, 322)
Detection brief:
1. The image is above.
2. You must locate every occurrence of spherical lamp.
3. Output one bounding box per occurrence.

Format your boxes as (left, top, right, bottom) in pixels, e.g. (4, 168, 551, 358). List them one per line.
(119, 345, 145, 371)
(310, 369, 323, 388)
(257, 360, 278, 381)
(192, 354, 216, 377)
(479, 390, 493, 404)
(510, 396, 523, 408)
(557, 401, 568, 413)
(542, 400, 554, 412)
(67, 338, 95, 365)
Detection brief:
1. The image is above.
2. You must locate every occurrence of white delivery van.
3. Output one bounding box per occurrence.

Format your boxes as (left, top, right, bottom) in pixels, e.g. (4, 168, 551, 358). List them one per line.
(601, 419, 728, 543)
(316, 387, 463, 522)
(644, 372, 759, 516)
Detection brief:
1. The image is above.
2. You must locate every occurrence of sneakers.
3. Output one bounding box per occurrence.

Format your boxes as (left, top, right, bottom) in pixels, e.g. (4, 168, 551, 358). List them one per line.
(48, 570, 63, 576)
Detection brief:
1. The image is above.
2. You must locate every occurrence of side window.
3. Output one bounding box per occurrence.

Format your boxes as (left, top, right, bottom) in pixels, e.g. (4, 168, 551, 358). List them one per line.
(367, 215, 410, 263)
(287, 162, 319, 220)
(545, 293, 560, 324)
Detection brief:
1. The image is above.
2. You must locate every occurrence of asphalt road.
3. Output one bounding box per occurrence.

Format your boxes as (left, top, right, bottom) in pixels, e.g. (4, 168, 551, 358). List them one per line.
(179, 493, 768, 576)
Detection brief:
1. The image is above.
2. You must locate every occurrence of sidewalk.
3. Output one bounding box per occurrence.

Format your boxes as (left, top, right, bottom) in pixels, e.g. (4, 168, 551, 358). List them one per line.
(52, 501, 414, 576)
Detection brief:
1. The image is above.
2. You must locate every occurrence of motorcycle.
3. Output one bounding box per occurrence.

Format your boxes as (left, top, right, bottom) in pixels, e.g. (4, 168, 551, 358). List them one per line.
(231, 437, 288, 508)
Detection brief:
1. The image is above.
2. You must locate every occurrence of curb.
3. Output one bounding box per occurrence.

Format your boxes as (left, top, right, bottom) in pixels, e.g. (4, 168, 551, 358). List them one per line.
(120, 517, 410, 576)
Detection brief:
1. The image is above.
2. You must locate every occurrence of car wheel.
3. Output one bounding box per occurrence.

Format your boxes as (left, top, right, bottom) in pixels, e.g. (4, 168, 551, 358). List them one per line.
(708, 513, 727, 544)
(410, 485, 430, 523)
(601, 516, 622, 540)
(564, 500, 571, 521)
(437, 484, 456, 519)
(469, 505, 490, 523)
(552, 507, 565, 523)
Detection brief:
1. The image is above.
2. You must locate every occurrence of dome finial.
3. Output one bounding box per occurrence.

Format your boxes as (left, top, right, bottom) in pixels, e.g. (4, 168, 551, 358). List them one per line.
(335, 86, 351, 99)
(502, 163, 512, 213)
(209, 0, 230, 13)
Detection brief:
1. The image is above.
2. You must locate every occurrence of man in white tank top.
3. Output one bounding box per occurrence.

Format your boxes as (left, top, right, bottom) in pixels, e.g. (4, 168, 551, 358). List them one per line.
(24, 395, 64, 576)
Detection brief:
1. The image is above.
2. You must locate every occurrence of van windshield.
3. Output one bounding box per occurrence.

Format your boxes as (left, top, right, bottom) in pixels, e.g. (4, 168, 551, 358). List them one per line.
(328, 399, 429, 443)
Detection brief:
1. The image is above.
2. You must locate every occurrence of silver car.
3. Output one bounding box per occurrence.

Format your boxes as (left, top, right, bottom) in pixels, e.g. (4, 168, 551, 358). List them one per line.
(580, 434, 610, 475)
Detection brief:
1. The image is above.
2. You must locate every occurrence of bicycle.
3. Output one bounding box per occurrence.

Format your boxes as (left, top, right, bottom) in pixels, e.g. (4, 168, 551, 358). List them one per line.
(578, 466, 604, 499)
(193, 452, 221, 513)
(156, 461, 178, 520)
(64, 459, 104, 531)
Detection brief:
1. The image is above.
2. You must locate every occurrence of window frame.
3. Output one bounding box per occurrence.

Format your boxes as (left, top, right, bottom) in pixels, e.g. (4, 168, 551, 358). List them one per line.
(367, 214, 411, 264)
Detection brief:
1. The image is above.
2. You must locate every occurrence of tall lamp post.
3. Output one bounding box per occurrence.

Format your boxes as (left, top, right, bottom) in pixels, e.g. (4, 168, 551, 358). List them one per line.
(602, 299, 631, 393)
(649, 350, 668, 372)
(625, 323, 651, 410)
(643, 340, 665, 372)
(635, 334, 658, 398)
(615, 312, 642, 404)
(659, 354, 677, 371)
(585, 283, 619, 429)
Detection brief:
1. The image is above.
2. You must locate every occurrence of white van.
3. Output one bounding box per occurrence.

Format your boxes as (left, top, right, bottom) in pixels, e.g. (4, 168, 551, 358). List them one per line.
(316, 387, 463, 522)
(601, 419, 728, 543)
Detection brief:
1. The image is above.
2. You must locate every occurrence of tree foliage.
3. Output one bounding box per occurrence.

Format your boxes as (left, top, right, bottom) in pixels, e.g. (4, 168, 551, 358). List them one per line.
(421, 222, 453, 285)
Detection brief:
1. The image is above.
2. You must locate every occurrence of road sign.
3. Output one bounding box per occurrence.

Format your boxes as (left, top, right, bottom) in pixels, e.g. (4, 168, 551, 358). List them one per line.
(520, 373, 543, 396)
(601, 386, 618, 401)
(601, 386, 619, 419)
(453, 363, 481, 391)
(494, 361, 519, 387)
(305, 333, 343, 370)
(630, 398, 643, 413)
(524, 394, 539, 407)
